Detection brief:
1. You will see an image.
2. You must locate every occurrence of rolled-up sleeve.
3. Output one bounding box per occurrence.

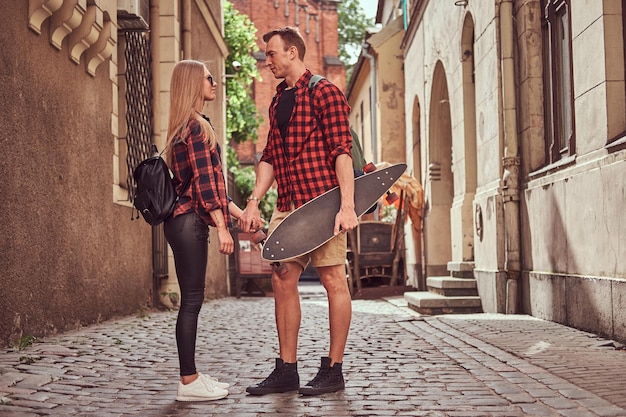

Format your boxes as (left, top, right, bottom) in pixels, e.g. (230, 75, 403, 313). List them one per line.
(315, 83, 352, 164)
(187, 121, 223, 214)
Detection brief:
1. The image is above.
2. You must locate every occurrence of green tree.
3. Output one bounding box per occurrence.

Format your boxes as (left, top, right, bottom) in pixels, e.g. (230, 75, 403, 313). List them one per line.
(226, 147, 277, 225)
(224, 1, 263, 144)
(338, 0, 375, 79)
(224, 2, 276, 223)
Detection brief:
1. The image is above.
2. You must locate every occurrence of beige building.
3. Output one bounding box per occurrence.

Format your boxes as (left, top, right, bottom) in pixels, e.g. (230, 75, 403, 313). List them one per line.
(396, 0, 626, 342)
(0, 0, 233, 346)
(346, 12, 413, 283)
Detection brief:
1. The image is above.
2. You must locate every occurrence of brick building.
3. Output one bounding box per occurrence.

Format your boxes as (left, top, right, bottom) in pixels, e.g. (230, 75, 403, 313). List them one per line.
(231, 0, 346, 164)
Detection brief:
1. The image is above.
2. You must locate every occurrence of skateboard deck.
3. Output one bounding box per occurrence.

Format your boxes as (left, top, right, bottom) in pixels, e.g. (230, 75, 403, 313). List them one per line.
(261, 163, 407, 262)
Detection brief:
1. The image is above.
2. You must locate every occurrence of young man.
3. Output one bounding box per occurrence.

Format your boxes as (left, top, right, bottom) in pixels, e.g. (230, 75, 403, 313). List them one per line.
(239, 26, 357, 396)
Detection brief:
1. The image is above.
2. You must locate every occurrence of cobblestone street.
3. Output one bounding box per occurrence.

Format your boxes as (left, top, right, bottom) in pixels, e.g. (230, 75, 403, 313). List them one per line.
(1, 284, 625, 417)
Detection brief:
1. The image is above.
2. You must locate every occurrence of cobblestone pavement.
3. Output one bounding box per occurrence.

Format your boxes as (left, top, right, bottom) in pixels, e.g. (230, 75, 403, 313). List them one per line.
(1, 284, 625, 417)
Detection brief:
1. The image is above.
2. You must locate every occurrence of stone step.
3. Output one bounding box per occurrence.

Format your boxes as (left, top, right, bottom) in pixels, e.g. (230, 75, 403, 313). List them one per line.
(404, 291, 482, 315)
(447, 261, 475, 278)
(427, 276, 479, 296)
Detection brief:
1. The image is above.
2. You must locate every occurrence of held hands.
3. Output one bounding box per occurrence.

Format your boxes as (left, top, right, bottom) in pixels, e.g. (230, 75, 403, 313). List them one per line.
(239, 203, 265, 234)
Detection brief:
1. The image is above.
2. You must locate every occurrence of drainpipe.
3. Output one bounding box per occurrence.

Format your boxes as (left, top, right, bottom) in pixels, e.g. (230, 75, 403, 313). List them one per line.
(150, 0, 162, 149)
(182, 0, 191, 59)
(149, 0, 163, 309)
(498, 0, 521, 314)
(362, 43, 378, 163)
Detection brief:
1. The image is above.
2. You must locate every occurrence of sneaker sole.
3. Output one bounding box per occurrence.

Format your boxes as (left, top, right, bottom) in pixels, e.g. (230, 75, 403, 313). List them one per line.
(246, 386, 300, 395)
(176, 392, 229, 402)
(298, 383, 345, 396)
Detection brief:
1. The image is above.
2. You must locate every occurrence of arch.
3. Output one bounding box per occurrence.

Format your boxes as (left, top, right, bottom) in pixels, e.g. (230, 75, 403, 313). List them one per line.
(411, 96, 425, 289)
(425, 61, 453, 276)
(459, 12, 478, 261)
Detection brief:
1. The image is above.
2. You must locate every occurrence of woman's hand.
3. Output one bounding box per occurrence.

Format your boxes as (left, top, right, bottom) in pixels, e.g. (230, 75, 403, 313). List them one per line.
(216, 227, 234, 255)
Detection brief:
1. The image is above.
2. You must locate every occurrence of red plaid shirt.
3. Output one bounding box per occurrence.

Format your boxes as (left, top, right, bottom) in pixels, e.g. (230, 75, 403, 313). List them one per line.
(171, 118, 232, 228)
(261, 70, 353, 211)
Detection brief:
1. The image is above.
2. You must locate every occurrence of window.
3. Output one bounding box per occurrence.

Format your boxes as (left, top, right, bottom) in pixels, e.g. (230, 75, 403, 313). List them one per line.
(542, 0, 575, 164)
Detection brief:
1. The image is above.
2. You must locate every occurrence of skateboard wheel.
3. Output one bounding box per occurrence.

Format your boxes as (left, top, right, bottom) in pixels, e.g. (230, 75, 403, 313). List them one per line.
(363, 162, 376, 173)
(386, 191, 399, 204)
(251, 230, 266, 244)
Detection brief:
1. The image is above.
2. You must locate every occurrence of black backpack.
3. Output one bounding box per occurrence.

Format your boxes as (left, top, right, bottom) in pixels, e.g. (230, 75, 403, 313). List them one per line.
(132, 144, 190, 226)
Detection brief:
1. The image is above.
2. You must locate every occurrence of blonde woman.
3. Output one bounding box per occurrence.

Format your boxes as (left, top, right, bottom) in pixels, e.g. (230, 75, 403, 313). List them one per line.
(164, 60, 241, 402)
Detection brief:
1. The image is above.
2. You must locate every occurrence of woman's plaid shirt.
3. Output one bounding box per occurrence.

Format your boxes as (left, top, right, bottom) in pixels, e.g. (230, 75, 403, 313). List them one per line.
(171, 118, 232, 228)
(261, 70, 353, 211)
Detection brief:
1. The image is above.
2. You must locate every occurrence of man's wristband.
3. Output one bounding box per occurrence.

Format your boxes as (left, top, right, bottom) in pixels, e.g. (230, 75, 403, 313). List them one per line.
(246, 195, 260, 203)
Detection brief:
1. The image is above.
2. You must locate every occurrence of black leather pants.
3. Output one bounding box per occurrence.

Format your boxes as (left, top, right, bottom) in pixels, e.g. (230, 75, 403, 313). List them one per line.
(164, 212, 209, 376)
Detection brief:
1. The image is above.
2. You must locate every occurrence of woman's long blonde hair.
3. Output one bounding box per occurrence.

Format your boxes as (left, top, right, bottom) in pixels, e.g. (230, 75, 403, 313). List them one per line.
(165, 60, 216, 165)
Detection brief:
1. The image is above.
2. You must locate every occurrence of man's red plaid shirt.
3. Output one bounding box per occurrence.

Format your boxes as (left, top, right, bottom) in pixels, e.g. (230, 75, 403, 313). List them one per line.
(261, 70, 353, 211)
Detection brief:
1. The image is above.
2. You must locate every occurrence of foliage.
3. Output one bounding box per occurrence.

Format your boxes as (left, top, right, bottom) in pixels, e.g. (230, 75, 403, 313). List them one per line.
(338, 0, 375, 79)
(227, 147, 277, 226)
(224, 1, 263, 143)
(14, 335, 36, 351)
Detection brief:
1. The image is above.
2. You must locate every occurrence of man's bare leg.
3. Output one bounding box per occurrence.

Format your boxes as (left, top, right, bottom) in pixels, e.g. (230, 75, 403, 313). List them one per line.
(298, 263, 351, 396)
(246, 261, 303, 395)
(318, 263, 352, 364)
(272, 262, 303, 362)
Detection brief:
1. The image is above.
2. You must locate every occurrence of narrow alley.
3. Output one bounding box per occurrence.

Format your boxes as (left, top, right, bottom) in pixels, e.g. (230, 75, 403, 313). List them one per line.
(1, 284, 625, 417)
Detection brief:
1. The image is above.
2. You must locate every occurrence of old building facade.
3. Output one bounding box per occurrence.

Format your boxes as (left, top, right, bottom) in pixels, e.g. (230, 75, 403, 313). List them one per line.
(396, 0, 626, 342)
(0, 0, 231, 346)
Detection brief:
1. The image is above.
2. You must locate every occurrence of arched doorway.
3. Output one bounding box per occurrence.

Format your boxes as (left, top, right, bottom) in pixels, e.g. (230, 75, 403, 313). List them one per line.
(411, 97, 425, 289)
(458, 13, 478, 262)
(425, 61, 453, 276)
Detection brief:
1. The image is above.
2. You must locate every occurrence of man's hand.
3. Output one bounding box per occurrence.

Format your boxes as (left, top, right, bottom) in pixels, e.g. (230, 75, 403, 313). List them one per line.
(334, 206, 358, 236)
(333, 154, 357, 235)
(239, 202, 265, 233)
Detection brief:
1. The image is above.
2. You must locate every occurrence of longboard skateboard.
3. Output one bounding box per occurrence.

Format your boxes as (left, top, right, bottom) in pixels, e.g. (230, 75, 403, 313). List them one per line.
(260, 163, 407, 262)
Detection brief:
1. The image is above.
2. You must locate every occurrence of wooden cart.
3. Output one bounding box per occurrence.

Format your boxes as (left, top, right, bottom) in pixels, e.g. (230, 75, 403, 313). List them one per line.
(346, 193, 412, 298)
(232, 229, 273, 298)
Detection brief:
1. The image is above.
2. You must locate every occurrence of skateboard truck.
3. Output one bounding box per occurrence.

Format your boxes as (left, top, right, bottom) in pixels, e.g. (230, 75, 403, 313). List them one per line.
(246, 229, 289, 276)
(362, 162, 399, 205)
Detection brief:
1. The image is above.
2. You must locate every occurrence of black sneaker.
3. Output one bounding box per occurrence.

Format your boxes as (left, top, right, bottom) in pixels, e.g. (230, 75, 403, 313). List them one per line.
(246, 358, 299, 395)
(299, 357, 345, 396)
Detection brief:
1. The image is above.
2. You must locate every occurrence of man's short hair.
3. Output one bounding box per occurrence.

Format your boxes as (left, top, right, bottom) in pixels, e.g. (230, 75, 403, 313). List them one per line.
(263, 26, 306, 60)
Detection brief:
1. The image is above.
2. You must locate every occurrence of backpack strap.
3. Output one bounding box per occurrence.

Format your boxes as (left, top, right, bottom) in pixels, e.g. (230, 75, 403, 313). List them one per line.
(308, 74, 325, 90)
(155, 144, 192, 198)
(308, 74, 325, 130)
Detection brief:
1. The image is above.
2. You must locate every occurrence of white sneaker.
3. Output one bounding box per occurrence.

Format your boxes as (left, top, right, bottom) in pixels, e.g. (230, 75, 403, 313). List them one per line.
(176, 375, 229, 402)
(199, 372, 230, 390)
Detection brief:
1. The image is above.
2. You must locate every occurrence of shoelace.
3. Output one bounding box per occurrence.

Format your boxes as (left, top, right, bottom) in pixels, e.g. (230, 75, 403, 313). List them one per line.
(199, 377, 217, 391)
(306, 367, 330, 387)
(258, 367, 284, 386)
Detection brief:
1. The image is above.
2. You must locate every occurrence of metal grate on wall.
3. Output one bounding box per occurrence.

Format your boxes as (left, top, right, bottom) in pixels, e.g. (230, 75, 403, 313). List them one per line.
(124, 30, 153, 197)
(122, 31, 170, 288)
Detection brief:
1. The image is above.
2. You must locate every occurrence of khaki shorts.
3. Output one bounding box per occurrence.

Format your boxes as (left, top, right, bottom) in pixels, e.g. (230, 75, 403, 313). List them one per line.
(268, 206, 347, 271)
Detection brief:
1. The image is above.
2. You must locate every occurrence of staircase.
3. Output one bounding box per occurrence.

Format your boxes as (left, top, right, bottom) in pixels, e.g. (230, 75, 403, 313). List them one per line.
(404, 262, 482, 314)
